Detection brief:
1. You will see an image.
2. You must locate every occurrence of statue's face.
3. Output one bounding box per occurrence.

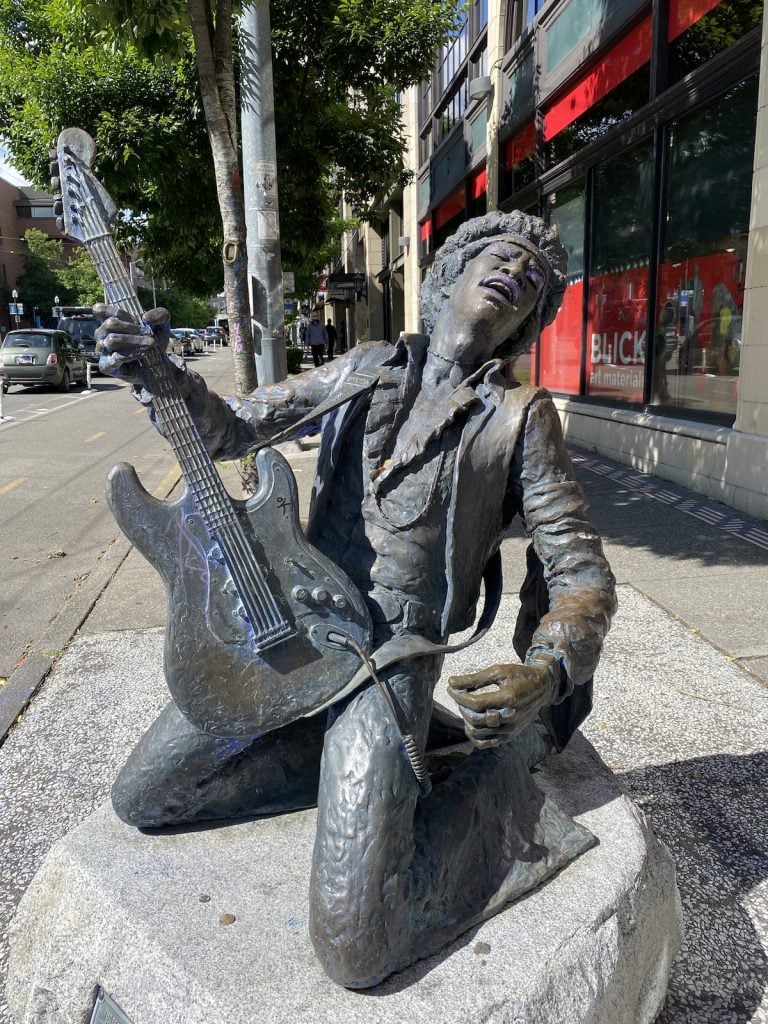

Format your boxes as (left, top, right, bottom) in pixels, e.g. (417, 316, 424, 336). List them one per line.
(443, 235, 547, 359)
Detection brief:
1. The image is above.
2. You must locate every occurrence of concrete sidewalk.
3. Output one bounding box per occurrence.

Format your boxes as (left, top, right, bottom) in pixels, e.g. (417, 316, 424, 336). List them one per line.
(1, 382, 767, 1020)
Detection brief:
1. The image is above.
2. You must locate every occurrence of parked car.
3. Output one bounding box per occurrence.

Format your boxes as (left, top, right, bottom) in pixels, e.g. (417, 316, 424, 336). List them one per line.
(203, 325, 227, 346)
(169, 329, 194, 358)
(0, 329, 87, 393)
(177, 327, 204, 353)
(58, 312, 101, 368)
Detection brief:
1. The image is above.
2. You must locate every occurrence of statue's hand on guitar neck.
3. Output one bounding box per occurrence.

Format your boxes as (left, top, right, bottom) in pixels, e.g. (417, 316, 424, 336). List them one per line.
(94, 303, 172, 388)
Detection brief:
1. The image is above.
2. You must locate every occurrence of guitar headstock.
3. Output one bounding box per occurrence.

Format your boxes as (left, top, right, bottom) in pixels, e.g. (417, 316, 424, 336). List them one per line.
(50, 128, 117, 244)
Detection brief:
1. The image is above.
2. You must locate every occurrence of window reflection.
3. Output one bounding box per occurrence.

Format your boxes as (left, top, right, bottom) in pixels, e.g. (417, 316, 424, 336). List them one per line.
(653, 77, 757, 415)
(538, 181, 585, 395)
(669, 0, 762, 84)
(586, 142, 654, 403)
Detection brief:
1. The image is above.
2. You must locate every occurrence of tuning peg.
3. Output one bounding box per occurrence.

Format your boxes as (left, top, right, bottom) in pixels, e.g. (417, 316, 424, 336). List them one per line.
(53, 199, 64, 217)
(56, 216, 65, 233)
(49, 159, 59, 178)
(50, 176, 60, 191)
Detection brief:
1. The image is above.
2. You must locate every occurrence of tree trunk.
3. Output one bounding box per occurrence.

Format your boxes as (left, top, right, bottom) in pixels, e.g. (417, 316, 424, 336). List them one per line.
(188, 0, 257, 394)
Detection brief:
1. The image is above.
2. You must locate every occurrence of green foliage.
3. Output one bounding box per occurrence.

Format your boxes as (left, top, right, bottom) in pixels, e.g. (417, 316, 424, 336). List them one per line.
(13, 228, 104, 308)
(58, 247, 104, 304)
(15, 230, 63, 309)
(0, 5, 219, 293)
(0, 0, 459, 291)
(149, 283, 213, 327)
(76, 0, 190, 61)
(285, 345, 303, 374)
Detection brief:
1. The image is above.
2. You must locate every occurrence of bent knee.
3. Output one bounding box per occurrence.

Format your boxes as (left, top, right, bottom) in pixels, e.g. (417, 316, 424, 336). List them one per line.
(110, 774, 182, 829)
(309, 931, 398, 989)
(309, 899, 407, 989)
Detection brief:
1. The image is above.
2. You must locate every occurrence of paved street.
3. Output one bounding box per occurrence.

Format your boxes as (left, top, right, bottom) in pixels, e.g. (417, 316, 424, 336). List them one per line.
(0, 348, 235, 682)
(0, 350, 767, 1021)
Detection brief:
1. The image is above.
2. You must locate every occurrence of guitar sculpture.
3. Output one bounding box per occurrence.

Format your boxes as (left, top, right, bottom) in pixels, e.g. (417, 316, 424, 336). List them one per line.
(52, 128, 373, 739)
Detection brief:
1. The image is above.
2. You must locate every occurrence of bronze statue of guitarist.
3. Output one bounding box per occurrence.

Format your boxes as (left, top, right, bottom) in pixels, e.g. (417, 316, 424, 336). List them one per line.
(96, 210, 616, 989)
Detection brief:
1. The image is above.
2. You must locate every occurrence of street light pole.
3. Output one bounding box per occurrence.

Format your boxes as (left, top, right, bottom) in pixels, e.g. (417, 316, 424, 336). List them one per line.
(239, 0, 287, 385)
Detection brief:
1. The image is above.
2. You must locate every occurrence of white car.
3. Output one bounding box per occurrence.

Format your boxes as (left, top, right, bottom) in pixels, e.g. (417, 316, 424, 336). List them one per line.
(177, 328, 204, 354)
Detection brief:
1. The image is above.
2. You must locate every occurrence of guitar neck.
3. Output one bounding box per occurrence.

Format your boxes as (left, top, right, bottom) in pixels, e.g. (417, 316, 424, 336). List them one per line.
(56, 127, 293, 648)
(81, 235, 293, 650)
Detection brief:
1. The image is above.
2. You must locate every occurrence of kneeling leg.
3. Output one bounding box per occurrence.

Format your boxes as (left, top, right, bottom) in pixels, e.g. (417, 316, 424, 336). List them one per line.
(112, 700, 326, 828)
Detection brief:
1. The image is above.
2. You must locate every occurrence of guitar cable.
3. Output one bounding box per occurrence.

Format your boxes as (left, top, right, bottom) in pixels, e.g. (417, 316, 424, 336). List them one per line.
(328, 631, 432, 796)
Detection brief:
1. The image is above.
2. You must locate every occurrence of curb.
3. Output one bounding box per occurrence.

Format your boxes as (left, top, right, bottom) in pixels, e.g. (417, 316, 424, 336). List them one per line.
(0, 465, 182, 747)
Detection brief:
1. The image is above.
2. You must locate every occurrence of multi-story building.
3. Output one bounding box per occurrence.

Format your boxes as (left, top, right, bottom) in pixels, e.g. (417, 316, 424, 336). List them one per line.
(0, 175, 75, 332)
(357, 0, 768, 520)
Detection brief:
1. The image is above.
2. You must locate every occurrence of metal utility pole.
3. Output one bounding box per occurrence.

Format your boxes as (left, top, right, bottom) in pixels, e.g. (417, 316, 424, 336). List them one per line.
(239, 0, 287, 385)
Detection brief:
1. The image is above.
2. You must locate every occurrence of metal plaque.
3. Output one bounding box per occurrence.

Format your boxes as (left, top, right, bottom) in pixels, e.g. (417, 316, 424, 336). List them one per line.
(90, 987, 134, 1024)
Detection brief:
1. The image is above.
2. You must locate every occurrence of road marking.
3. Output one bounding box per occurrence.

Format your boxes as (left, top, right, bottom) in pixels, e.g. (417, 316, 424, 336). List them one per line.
(134, 407, 146, 415)
(0, 477, 27, 496)
(84, 431, 106, 443)
(152, 464, 182, 498)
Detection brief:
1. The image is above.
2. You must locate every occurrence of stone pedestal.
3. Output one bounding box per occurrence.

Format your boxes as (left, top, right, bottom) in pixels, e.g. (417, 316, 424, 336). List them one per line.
(7, 734, 681, 1024)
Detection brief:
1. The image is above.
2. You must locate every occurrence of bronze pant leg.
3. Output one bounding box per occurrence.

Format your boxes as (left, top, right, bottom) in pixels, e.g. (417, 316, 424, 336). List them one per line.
(112, 700, 326, 828)
(309, 656, 550, 988)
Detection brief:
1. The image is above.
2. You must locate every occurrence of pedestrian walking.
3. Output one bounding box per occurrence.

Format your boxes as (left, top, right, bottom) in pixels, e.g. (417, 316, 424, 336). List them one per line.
(306, 314, 329, 367)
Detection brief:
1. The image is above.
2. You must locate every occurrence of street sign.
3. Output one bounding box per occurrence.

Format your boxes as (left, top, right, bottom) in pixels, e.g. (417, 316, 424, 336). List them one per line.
(17, 303, 24, 315)
(8, 304, 17, 316)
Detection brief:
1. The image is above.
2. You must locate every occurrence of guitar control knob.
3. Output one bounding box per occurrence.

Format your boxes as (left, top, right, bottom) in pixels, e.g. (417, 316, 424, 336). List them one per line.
(311, 587, 331, 605)
(332, 594, 349, 610)
(292, 586, 311, 603)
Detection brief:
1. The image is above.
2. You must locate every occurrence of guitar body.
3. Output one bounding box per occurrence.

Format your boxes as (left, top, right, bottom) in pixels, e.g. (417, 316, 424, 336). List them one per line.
(107, 447, 372, 738)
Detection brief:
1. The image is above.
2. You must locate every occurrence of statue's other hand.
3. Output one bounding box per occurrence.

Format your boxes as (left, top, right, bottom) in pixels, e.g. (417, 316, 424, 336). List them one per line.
(94, 304, 171, 384)
(447, 655, 559, 749)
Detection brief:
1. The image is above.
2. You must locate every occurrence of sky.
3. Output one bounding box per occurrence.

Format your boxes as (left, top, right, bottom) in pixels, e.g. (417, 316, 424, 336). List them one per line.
(0, 144, 30, 187)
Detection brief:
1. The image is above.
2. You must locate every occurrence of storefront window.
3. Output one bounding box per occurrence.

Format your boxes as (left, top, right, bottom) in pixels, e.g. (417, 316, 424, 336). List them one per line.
(470, 109, 487, 158)
(506, 48, 535, 121)
(418, 175, 431, 214)
(419, 218, 433, 259)
(653, 77, 757, 416)
(419, 130, 431, 167)
(545, 16, 652, 167)
(545, 0, 609, 72)
(538, 181, 585, 394)
(586, 140, 654, 403)
(468, 167, 487, 219)
(433, 187, 466, 248)
(500, 122, 535, 202)
(669, 0, 762, 84)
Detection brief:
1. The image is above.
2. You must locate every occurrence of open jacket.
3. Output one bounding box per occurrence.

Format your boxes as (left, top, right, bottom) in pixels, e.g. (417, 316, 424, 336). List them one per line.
(158, 336, 616, 750)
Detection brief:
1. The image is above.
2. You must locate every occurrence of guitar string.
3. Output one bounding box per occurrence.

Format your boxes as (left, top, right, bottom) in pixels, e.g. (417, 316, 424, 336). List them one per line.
(74, 167, 289, 640)
(144, 343, 289, 635)
(79, 187, 290, 638)
(143, 350, 286, 634)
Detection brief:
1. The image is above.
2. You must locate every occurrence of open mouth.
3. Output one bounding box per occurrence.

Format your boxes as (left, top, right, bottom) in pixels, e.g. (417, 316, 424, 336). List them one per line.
(479, 274, 521, 307)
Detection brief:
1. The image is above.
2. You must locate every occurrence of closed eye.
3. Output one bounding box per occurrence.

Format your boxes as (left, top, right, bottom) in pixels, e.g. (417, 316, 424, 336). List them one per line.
(527, 268, 545, 289)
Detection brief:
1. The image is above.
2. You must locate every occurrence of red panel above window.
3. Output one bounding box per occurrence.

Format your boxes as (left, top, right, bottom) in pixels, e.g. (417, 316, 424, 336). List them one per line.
(543, 15, 652, 141)
(434, 187, 465, 229)
(470, 166, 487, 199)
(504, 122, 535, 168)
(668, 0, 723, 40)
(420, 219, 432, 241)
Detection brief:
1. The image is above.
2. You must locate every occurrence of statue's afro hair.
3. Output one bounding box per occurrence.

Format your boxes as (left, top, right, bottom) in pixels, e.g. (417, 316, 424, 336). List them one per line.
(420, 210, 568, 358)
